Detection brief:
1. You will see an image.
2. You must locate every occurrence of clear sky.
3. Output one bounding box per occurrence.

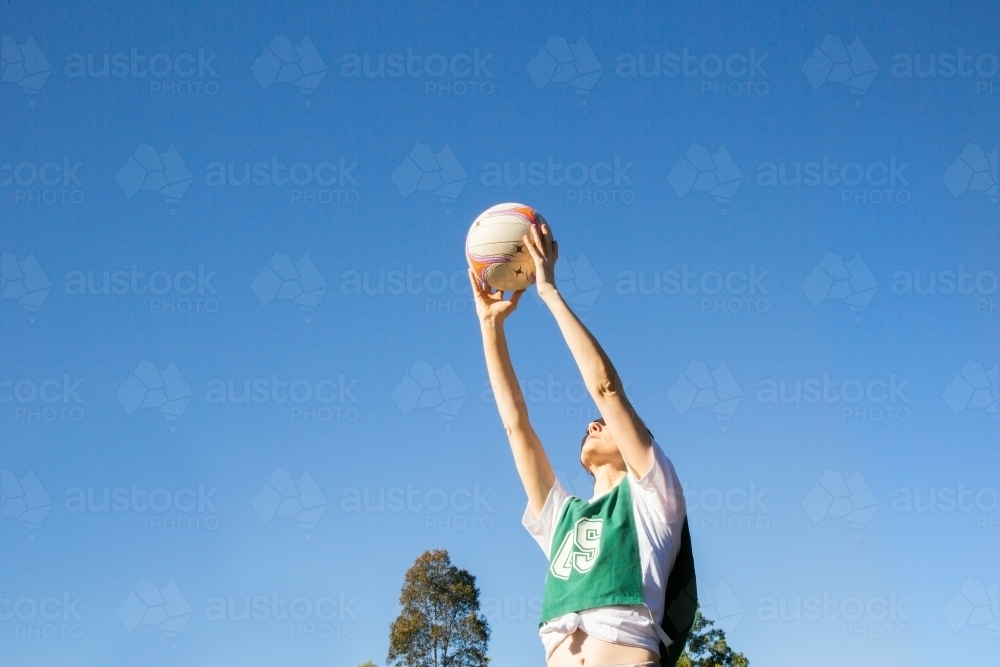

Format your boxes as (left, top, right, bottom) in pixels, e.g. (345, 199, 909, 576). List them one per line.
(1, 1, 998, 666)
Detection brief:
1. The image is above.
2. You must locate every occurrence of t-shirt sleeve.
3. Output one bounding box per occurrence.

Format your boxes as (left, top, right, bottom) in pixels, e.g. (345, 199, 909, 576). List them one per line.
(628, 441, 687, 622)
(522, 478, 572, 557)
(629, 440, 686, 528)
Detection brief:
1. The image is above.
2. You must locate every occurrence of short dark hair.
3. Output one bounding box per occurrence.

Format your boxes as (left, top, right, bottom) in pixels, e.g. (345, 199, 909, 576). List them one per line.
(579, 418, 654, 478)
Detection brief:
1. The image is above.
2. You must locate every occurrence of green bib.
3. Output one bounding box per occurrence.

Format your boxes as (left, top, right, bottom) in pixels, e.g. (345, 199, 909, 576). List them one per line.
(539, 477, 644, 624)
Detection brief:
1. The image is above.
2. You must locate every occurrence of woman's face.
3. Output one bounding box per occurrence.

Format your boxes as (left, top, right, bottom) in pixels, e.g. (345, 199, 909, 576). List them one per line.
(580, 418, 623, 472)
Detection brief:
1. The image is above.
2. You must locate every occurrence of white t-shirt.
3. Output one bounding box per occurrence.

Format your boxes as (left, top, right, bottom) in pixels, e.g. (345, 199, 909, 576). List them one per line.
(522, 441, 686, 659)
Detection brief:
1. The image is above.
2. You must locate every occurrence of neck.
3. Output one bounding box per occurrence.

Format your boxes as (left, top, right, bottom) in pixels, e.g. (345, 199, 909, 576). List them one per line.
(591, 463, 628, 497)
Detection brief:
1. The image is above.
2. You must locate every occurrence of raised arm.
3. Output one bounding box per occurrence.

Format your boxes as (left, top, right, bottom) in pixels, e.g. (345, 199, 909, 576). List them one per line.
(470, 271, 554, 517)
(524, 225, 654, 477)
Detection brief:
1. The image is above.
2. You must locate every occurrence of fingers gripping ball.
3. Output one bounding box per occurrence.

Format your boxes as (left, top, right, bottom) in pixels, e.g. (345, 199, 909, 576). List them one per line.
(466, 203, 548, 291)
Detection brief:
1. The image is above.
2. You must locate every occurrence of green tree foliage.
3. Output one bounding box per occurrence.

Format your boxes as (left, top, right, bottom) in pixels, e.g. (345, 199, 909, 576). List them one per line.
(388, 550, 491, 667)
(358, 663, 378, 667)
(676, 611, 749, 667)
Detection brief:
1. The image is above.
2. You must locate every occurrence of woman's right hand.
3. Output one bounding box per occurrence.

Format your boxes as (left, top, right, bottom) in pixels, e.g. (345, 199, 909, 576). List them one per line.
(469, 269, 524, 326)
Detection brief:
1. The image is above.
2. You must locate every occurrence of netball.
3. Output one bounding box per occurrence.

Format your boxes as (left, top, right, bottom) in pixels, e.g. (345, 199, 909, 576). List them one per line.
(466, 203, 548, 291)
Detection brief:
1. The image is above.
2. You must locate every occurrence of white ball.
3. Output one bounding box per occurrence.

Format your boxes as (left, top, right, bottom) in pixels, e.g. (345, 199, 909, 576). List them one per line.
(466, 203, 547, 291)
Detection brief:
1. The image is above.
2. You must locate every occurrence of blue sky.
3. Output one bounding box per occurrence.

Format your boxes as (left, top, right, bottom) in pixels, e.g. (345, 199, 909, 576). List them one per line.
(1, 1, 998, 665)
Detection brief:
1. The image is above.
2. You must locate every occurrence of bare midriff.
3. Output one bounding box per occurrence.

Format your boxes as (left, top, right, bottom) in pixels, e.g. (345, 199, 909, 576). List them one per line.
(547, 628, 659, 667)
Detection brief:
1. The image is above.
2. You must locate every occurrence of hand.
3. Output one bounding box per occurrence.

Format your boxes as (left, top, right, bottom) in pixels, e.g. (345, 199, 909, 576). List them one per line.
(469, 269, 524, 325)
(524, 222, 559, 299)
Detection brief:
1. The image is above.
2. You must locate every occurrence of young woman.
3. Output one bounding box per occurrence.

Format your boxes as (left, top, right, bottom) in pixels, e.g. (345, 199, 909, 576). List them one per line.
(470, 222, 691, 667)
